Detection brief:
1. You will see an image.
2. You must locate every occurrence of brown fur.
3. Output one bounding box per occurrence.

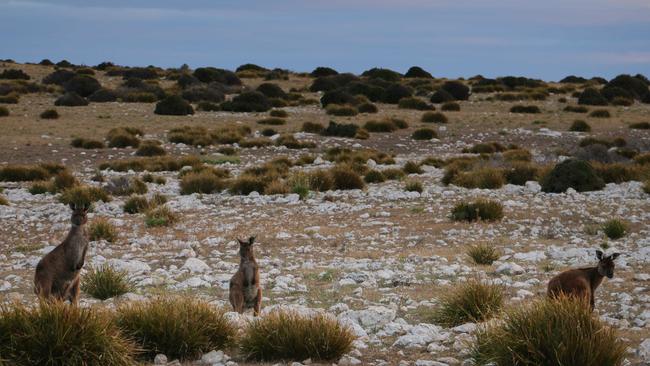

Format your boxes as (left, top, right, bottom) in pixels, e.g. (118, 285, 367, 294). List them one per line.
(34, 203, 89, 305)
(229, 236, 262, 316)
(547, 250, 620, 311)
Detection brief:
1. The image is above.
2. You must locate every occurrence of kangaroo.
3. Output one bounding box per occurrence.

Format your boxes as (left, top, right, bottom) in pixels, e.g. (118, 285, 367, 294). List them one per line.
(34, 203, 90, 305)
(229, 236, 262, 316)
(547, 250, 620, 311)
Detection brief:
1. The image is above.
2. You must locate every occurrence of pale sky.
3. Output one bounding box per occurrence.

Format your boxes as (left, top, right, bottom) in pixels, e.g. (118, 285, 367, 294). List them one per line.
(1, 0, 649, 80)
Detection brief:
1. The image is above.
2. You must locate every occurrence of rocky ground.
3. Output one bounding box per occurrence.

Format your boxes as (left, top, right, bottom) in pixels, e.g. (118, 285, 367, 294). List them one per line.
(0, 62, 649, 365)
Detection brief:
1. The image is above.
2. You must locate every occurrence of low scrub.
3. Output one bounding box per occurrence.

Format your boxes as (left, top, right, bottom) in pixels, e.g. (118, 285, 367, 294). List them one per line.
(71, 137, 105, 149)
(180, 171, 227, 195)
(629, 121, 650, 130)
(81, 264, 133, 300)
(0, 301, 137, 365)
(364, 170, 386, 183)
(107, 127, 141, 148)
(135, 140, 166, 156)
(578, 87, 608, 106)
(0, 164, 52, 182)
(221, 91, 271, 112)
(404, 179, 423, 193)
(403, 161, 423, 174)
(412, 127, 437, 140)
(40, 109, 59, 119)
(330, 165, 365, 190)
(326, 104, 358, 116)
(240, 310, 354, 362)
(510, 105, 541, 114)
(88, 218, 117, 242)
(302, 122, 324, 134)
(564, 105, 589, 113)
(257, 117, 286, 125)
(421, 111, 448, 123)
(432, 279, 504, 327)
(59, 186, 111, 207)
(123, 195, 151, 214)
(451, 167, 506, 189)
(0, 106, 8, 117)
(54, 92, 88, 107)
(154, 95, 194, 116)
(504, 162, 538, 185)
(321, 121, 359, 138)
(441, 101, 461, 111)
(430, 89, 455, 103)
(145, 205, 177, 227)
(569, 119, 591, 132)
(99, 156, 202, 172)
(364, 119, 398, 132)
(602, 218, 627, 240)
(357, 102, 378, 113)
(117, 297, 235, 361)
(471, 296, 626, 366)
(451, 199, 504, 222)
(540, 159, 605, 193)
(467, 243, 500, 265)
(589, 109, 611, 118)
(398, 97, 433, 110)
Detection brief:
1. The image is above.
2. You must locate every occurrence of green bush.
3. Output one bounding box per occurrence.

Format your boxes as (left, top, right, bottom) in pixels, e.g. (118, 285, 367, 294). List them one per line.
(602, 219, 627, 240)
(144, 206, 177, 227)
(504, 163, 538, 185)
(81, 264, 133, 300)
(432, 279, 504, 327)
(117, 297, 235, 361)
(40, 109, 59, 119)
(589, 109, 611, 118)
(256, 83, 287, 99)
(412, 128, 437, 140)
(63, 75, 101, 97)
(0, 302, 137, 366)
(441, 81, 470, 100)
(88, 218, 117, 242)
(471, 296, 626, 366)
(421, 111, 448, 123)
(221, 91, 271, 112)
(569, 119, 591, 132)
(510, 105, 541, 113)
(451, 199, 504, 222)
(88, 88, 118, 103)
(240, 310, 354, 362)
(467, 243, 500, 265)
(380, 83, 412, 104)
(441, 101, 460, 111)
(540, 159, 605, 193)
(154, 95, 194, 116)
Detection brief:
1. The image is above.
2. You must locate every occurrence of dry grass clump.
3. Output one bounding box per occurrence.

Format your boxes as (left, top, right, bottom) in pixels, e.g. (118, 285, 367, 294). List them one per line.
(229, 175, 267, 195)
(107, 127, 141, 148)
(0, 301, 137, 366)
(168, 126, 213, 146)
(81, 264, 133, 300)
(326, 104, 358, 116)
(59, 186, 111, 207)
(116, 297, 235, 361)
(404, 179, 423, 193)
(643, 180, 650, 194)
(240, 310, 354, 362)
(451, 199, 504, 222)
(144, 205, 177, 227)
(325, 147, 395, 165)
(398, 96, 434, 110)
(412, 127, 437, 140)
(403, 161, 423, 174)
(275, 134, 316, 149)
(502, 149, 531, 162)
(135, 140, 166, 156)
(467, 243, 500, 265)
(464, 142, 506, 154)
(451, 167, 506, 189)
(105, 176, 147, 196)
(471, 296, 626, 366)
(123, 195, 151, 214)
(593, 162, 644, 183)
(307, 170, 335, 192)
(88, 218, 117, 242)
(635, 152, 650, 165)
(0, 194, 8, 205)
(269, 109, 289, 117)
(0, 105, 9, 116)
(363, 119, 398, 132)
(99, 156, 202, 172)
(180, 171, 227, 195)
(510, 105, 541, 113)
(504, 162, 539, 185)
(589, 109, 611, 118)
(329, 165, 365, 190)
(71, 137, 105, 149)
(441, 101, 461, 111)
(602, 218, 627, 240)
(432, 279, 504, 327)
(421, 111, 448, 123)
(364, 170, 386, 183)
(302, 121, 325, 134)
(0, 164, 53, 182)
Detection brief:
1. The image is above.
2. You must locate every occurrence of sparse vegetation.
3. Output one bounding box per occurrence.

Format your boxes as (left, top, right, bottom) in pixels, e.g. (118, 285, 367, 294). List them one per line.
(510, 105, 541, 113)
(144, 205, 177, 227)
(589, 109, 611, 118)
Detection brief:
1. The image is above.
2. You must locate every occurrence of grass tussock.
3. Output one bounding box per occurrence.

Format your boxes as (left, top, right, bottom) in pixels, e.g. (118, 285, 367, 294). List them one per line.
(451, 199, 504, 222)
(180, 171, 227, 195)
(59, 186, 111, 207)
(569, 119, 591, 132)
(589, 109, 611, 118)
(471, 296, 627, 366)
(0, 195, 8, 205)
(467, 243, 500, 265)
(240, 310, 354, 362)
(432, 279, 504, 327)
(99, 156, 202, 172)
(602, 219, 627, 240)
(326, 104, 358, 116)
(88, 218, 117, 242)
(71, 137, 105, 149)
(421, 111, 448, 123)
(0, 301, 137, 366)
(81, 264, 134, 300)
(412, 127, 437, 140)
(116, 297, 235, 361)
(0, 164, 52, 182)
(135, 140, 166, 157)
(404, 179, 423, 193)
(144, 205, 177, 227)
(40, 109, 59, 119)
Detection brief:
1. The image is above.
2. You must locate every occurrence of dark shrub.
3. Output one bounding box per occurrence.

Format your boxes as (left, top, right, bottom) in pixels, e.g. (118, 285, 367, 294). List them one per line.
(71, 137, 105, 149)
(177, 73, 200, 88)
(605, 74, 649, 100)
(629, 121, 650, 129)
(0, 106, 8, 116)
(569, 120, 591, 132)
(311, 66, 338, 77)
(256, 83, 287, 99)
(564, 105, 588, 113)
(193, 67, 241, 85)
(611, 96, 633, 106)
(0, 94, 18, 104)
(261, 128, 277, 136)
(465, 142, 506, 154)
(63, 75, 101, 97)
(197, 101, 220, 111)
(363, 119, 397, 132)
(39, 58, 55, 66)
(412, 128, 437, 140)
(136, 140, 166, 156)
(345, 81, 384, 102)
(505, 162, 538, 185)
(236, 63, 267, 73)
(54, 92, 88, 107)
(589, 109, 610, 118)
(380, 83, 412, 104)
(180, 171, 226, 194)
(88, 88, 117, 102)
(221, 91, 271, 112)
(404, 66, 433, 78)
(321, 89, 356, 107)
(0, 164, 52, 181)
(510, 105, 541, 113)
(39, 109, 59, 119)
(361, 67, 401, 82)
(540, 159, 605, 193)
(578, 88, 608, 105)
(326, 104, 358, 116)
(358, 102, 378, 113)
(154, 95, 194, 115)
(310, 73, 358, 92)
(330, 165, 365, 190)
(441, 101, 460, 111)
(601, 86, 634, 102)
(364, 170, 386, 183)
(269, 109, 288, 118)
(302, 122, 324, 134)
(421, 111, 448, 123)
(257, 117, 286, 125)
(560, 75, 588, 83)
(0, 69, 30, 80)
(43, 69, 75, 85)
(441, 81, 470, 100)
(181, 85, 225, 103)
(398, 97, 433, 110)
(122, 67, 158, 80)
(430, 89, 455, 103)
(321, 121, 359, 138)
(451, 199, 504, 222)
(107, 127, 141, 148)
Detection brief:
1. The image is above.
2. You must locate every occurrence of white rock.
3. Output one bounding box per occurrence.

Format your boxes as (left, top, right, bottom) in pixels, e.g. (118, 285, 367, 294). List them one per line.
(639, 338, 650, 360)
(496, 262, 524, 275)
(182, 257, 210, 273)
(338, 356, 362, 366)
(202, 350, 226, 364)
(338, 306, 397, 333)
(154, 354, 167, 364)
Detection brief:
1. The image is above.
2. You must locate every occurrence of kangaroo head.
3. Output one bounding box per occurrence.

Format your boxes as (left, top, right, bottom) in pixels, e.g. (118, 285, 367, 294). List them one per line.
(596, 250, 620, 278)
(69, 203, 88, 227)
(237, 236, 256, 258)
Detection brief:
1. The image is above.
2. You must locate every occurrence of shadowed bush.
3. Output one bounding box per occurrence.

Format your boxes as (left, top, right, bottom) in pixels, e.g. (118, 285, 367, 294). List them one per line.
(154, 95, 194, 116)
(412, 128, 437, 140)
(43, 69, 75, 85)
(510, 105, 540, 113)
(0, 69, 30, 80)
(589, 109, 611, 118)
(564, 105, 589, 113)
(540, 159, 605, 193)
(330, 165, 365, 190)
(180, 171, 227, 195)
(71, 137, 105, 149)
(467, 243, 500, 265)
(54, 92, 88, 107)
(221, 91, 271, 112)
(63, 75, 101, 97)
(441, 101, 460, 111)
(364, 119, 397, 132)
(504, 162, 538, 185)
(629, 121, 650, 130)
(357, 102, 378, 113)
(0, 106, 8, 116)
(432, 279, 504, 327)
(569, 119, 591, 132)
(0, 165, 51, 182)
(40, 109, 59, 119)
(81, 264, 133, 300)
(326, 104, 358, 116)
(88, 88, 118, 102)
(451, 199, 503, 222)
(380, 83, 412, 103)
(256, 83, 287, 99)
(88, 218, 117, 242)
(302, 122, 324, 134)
(578, 87, 608, 106)
(430, 89, 455, 103)
(240, 310, 354, 362)
(421, 111, 448, 123)
(471, 296, 626, 366)
(117, 297, 235, 361)
(193, 67, 241, 85)
(398, 97, 433, 110)
(311, 66, 338, 77)
(441, 81, 470, 100)
(404, 66, 433, 78)
(321, 121, 359, 138)
(0, 301, 137, 366)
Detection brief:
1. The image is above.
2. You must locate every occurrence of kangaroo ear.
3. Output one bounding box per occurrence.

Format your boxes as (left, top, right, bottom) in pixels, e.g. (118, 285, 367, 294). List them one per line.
(611, 253, 620, 260)
(249, 236, 256, 245)
(596, 250, 604, 260)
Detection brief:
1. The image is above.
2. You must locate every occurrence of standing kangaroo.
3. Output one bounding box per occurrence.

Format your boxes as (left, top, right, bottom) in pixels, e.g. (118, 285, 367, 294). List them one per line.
(229, 236, 262, 316)
(547, 250, 620, 311)
(34, 203, 90, 305)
